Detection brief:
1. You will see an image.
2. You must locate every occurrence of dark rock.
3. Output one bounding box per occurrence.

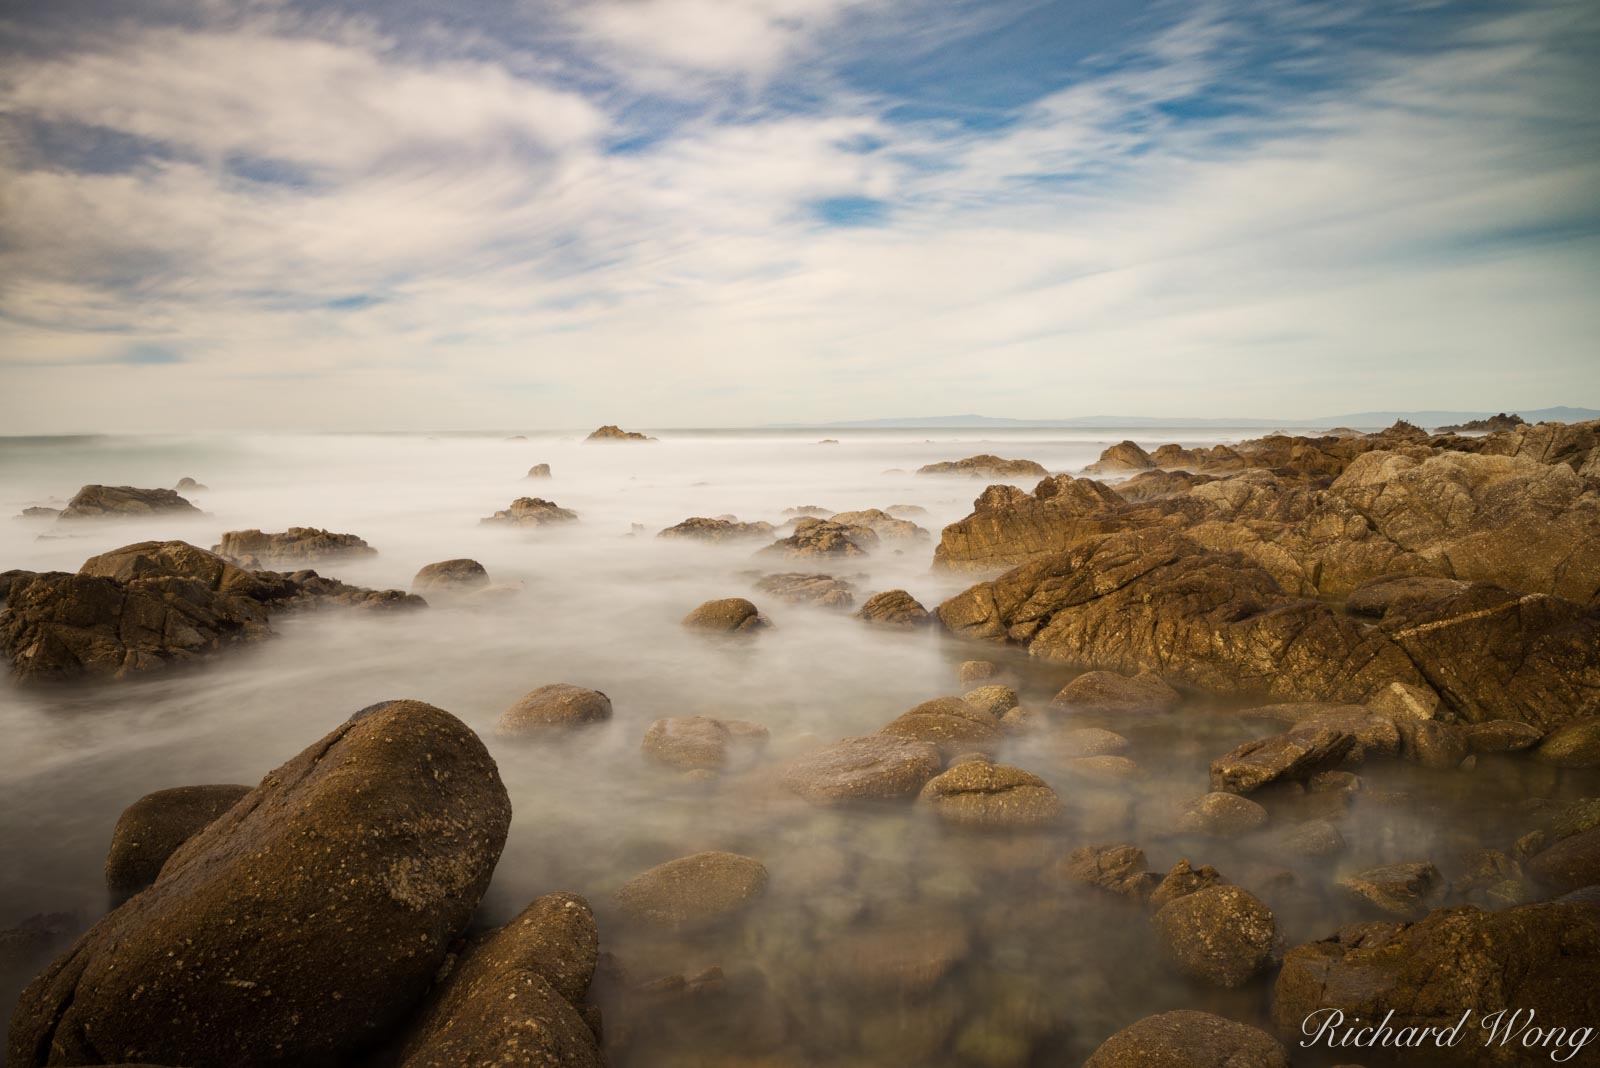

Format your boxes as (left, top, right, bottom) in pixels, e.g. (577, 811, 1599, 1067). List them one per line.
(1151, 885, 1278, 987)
(15, 507, 61, 520)
(779, 735, 942, 803)
(1210, 729, 1357, 794)
(104, 784, 252, 897)
(1345, 574, 1473, 618)
(1536, 717, 1600, 768)
(612, 851, 767, 928)
(56, 485, 201, 520)
(1463, 719, 1543, 752)
(682, 597, 769, 633)
(757, 518, 878, 559)
(411, 558, 490, 593)
(1526, 826, 1600, 893)
(480, 497, 578, 526)
(8, 699, 511, 1068)
(855, 589, 932, 628)
(1084, 1009, 1288, 1068)
(1148, 860, 1228, 909)
(1052, 670, 1179, 715)
(499, 684, 612, 735)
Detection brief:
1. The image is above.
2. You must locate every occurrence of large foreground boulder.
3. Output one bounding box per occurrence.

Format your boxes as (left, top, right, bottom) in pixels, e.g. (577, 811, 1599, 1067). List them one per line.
(398, 893, 601, 1067)
(1272, 901, 1600, 1066)
(1085, 1010, 1288, 1067)
(8, 700, 512, 1068)
(56, 485, 201, 520)
(104, 784, 252, 897)
(212, 528, 376, 568)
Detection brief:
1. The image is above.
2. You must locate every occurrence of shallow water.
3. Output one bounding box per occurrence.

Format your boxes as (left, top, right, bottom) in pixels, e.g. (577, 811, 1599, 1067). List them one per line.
(1, 428, 1594, 1065)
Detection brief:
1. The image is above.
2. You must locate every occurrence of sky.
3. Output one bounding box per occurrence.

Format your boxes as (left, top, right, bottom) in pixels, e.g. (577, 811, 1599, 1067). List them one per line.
(1, 0, 1597, 431)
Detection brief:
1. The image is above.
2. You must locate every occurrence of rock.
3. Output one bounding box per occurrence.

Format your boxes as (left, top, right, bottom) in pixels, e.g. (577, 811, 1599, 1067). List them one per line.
(1084, 1010, 1288, 1068)
(526, 463, 552, 478)
(1114, 470, 1220, 502)
(104, 784, 252, 897)
(1280, 820, 1346, 858)
(212, 528, 377, 568)
(961, 685, 1019, 716)
(1068, 755, 1145, 781)
(1048, 727, 1130, 757)
(958, 659, 998, 685)
(659, 517, 777, 542)
(1367, 679, 1443, 723)
(499, 684, 613, 735)
(1173, 793, 1268, 837)
(934, 475, 1125, 572)
(412, 558, 490, 593)
(1536, 717, 1600, 768)
(14, 507, 61, 520)
(1045, 844, 1158, 902)
(757, 518, 878, 558)
(1338, 862, 1445, 918)
(886, 504, 929, 518)
(917, 762, 1063, 829)
(174, 477, 207, 491)
(828, 509, 928, 540)
(879, 696, 1003, 757)
(0, 569, 49, 604)
(1272, 902, 1600, 1066)
(1244, 702, 1400, 761)
(1345, 574, 1473, 618)
(56, 485, 201, 520)
(1525, 826, 1600, 892)
(1210, 728, 1357, 794)
(751, 571, 856, 607)
(1464, 719, 1543, 752)
(682, 597, 769, 633)
(1438, 412, 1527, 433)
(779, 735, 942, 804)
(916, 455, 1050, 479)
(641, 716, 768, 771)
(782, 505, 832, 518)
(1083, 440, 1157, 475)
(585, 424, 654, 442)
(8, 700, 511, 1068)
(399, 892, 600, 1067)
(480, 497, 578, 526)
(1308, 770, 1361, 793)
(1454, 849, 1527, 908)
(1398, 718, 1470, 769)
(855, 589, 933, 628)
(1151, 885, 1278, 987)
(815, 904, 970, 995)
(1149, 860, 1228, 909)
(612, 851, 767, 928)
(1052, 670, 1180, 715)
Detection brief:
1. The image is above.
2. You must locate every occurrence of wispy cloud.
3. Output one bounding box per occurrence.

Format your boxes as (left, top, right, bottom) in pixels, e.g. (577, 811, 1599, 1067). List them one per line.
(0, 0, 1596, 431)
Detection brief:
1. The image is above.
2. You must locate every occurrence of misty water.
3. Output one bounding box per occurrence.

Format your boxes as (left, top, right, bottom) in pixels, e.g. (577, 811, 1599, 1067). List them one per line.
(0, 428, 1585, 1065)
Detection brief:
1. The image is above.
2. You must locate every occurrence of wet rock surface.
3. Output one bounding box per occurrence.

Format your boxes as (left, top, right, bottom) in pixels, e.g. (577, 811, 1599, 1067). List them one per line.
(499, 683, 614, 735)
(750, 571, 856, 607)
(612, 851, 768, 929)
(757, 517, 879, 558)
(1151, 885, 1277, 987)
(213, 527, 377, 568)
(103, 784, 252, 897)
(682, 597, 769, 633)
(917, 760, 1064, 829)
(854, 588, 932, 628)
(879, 696, 1002, 757)
(916, 455, 1050, 479)
(481, 496, 579, 526)
(1084, 1010, 1288, 1068)
(56, 485, 202, 520)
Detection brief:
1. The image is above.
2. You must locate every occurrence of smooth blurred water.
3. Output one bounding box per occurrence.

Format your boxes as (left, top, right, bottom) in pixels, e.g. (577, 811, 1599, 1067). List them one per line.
(1, 427, 1589, 1065)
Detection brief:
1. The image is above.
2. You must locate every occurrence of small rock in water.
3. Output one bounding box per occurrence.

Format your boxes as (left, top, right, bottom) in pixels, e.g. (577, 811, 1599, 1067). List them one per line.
(1338, 861, 1445, 918)
(682, 597, 770, 633)
(480, 496, 579, 526)
(612, 851, 768, 929)
(758, 518, 878, 559)
(1084, 1010, 1288, 1068)
(957, 659, 998, 685)
(1151, 885, 1278, 988)
(1172, 792, 1268, 838)
(962, 684, 1019, 716)
(1148, 859, 1228, 909)
(641, 715, 768, 771)
(213, 527, 377, 568)
(780, 735, 942, 804)
(1535, 716, 1600, 768)
(854, 588, 933, 628)
(411, 558, 490, 592)
(1046, 727, 1130, 757)
(918, 761, 1064, 829)
(1051, 670, 1179, 715)
(526, 462, 552, 478)
(1209, 728, 1356, 794)
(751, 571, 856, 607)
(104, 783, 251, 897)
(659, 516, 777, 542)
(499, 683, 613, 735)
(1045, 844, 1159, 902)
(56, 484, 203, 520)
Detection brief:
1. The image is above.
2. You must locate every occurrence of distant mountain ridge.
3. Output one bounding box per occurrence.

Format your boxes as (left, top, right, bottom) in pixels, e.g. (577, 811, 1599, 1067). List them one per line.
(773, 407, 1599, 430)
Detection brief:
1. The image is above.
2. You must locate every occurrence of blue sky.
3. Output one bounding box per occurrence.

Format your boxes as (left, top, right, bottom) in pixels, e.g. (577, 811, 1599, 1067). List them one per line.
(1, 0, 1597, 430)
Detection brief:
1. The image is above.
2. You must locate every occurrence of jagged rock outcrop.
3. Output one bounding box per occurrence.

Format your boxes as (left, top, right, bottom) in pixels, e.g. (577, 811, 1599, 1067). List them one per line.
(1083, 440, 1155, 475)
(934, 475, 1126, 571)
(56, 485, 201, 520)
(916, 759, 1063, 828)
(1085, 1010, 1288, 1067)
(828, 509, 928, 540)
(757, 518, 878, 559)
(1437, 412, 1526, 433)
(916, 455, 1049, 479)
(8, 700, 511, 1068)
(658, 517, 776, 542)
(212, 527, 377, 568)
(585, 424, 654, 442)
(480, 497, 578, 526)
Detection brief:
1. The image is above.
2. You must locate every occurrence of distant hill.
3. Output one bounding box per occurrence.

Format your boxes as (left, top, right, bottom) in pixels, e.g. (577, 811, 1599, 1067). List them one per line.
(775, 407, 1599, 430)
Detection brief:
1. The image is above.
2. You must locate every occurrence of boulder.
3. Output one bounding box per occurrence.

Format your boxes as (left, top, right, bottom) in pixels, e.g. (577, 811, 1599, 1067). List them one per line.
(879, 696, 1002, 758)
(1280, 819, 1346, 858)
(855, 589, 932, 628)
(1172, 793, 1268, 837)
(1148, 860, 1228, 909)
(1083, 440, 1157, 475)
(526, 463, 552, 478)
(1052, 670, 1180, 715)
(212, 528, 377, 568)
(933, 475, 1125, 572)
(56, 485, 201, 520)
(1047, 727, 1130, 757)
(750, 571, 855, 608)
(480, 497, 578, 526)
(779, 735, 942, 804)
(961, 685, 1018, 716)
(398, 893, 600, 1067)
(174, 477, 207, 491)
(1084, 1010, 1288, 1068)
(1464, 719, 1543, 752)
(499, 684, 613, 735)
(1151, 885, 1278, 987)
(1244, 702, 1401, 761)
(828, 509, 928, 540)
(8, 700, 511, 1068)
(641, 716, 768, 771)
(585, 424, 654, 442)
(1044, 844, 1158, 902)
(757, 518, 878, 559)
(1272, 902, 1600, 1065)
(1210, 728, 1357, 794)
(1525, 826, 1600, 893)
(957, 659, 998, 685)
(14, 507, 61, 520)
(411, 559, 490, 593)
(917, 761, 1063, 829)
(104, 784, 252, 897)
(658, 517, 777, 543)
(612, 851, 767, 928)
(916, 455, 1050, 479)
(1345, 574, 1472, 618)
(1536, 717, 1600, 768)
(1337, 862, 1445, 918)
(682, 597, 769, 633)
(1114, 470, 1220, 502)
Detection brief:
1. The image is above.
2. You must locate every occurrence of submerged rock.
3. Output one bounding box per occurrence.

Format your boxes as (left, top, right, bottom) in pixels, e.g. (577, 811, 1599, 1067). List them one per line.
(1045, 844, 1158, 902)
(957, 659, 998, 685)
(612, 851, 768, 929)
(855, 589, 933, 628)
(1525, 826, 1600, 893)
(757, 518, 878, 559)
(104, 784, 252, 897)
(56, 485, 201, 520)
(8, 699, 511, 1068)
(399, 892, 601, 1067)
(412, 558, 490, 592)
(1084, 1010, 1288, 1068)
(779, 735, 942, 804)
(213, 527, 377, 568)
(641, 716, 768, 771)
(682, 597, 769, 633)
(1210, 728, 1357, 794)
(1151, 885, 1278, 987)
(1052, 670, 1179, 715)
(879, 696, 1002, 757)
(918, 761, 1063, 829)
(1337, 862, 1445, 918)
(751, 571, 855, 607)
(916, 455, 1050, 479)
(15, 506, 61, 520)
(1172, 792, 1268, 838)
(499, 684, 613, 735)
(480, 497, 578, 526)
